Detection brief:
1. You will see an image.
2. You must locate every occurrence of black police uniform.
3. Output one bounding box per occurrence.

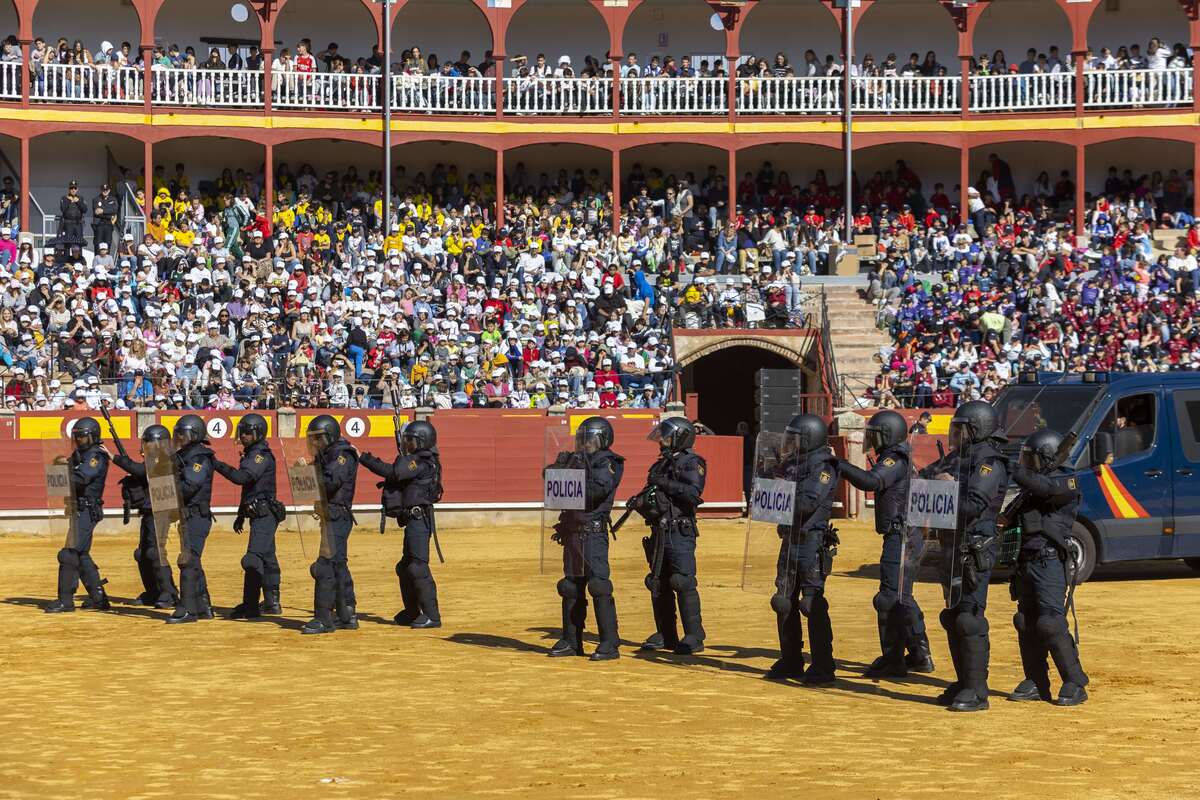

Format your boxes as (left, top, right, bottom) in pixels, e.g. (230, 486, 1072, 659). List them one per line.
(52, 443, 110, 610)
(362, 447, 443, 626)
(772, 448, 840, 683)
(839, 442, 932, 675)
(550, 448, 625, 659)
(928, 437, 1008, 709)
(641, 447, 706, 653)
(310, 439, 359, 628)
(214, 440, 283, 618)
(92, 190, 119, 251)
(173, 441, 216, 620)
(1008, 463, 1089, 704)
(113, 452, 179, 607)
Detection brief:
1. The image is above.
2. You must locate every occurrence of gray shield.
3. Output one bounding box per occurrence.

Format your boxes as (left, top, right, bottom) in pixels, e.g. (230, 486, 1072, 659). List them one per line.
(142, 438, 181, 568)
(281, 437, 333, 560)
(541, 421, 587, 577)
(742, 431, 798, 593)
(43, 438, 78, 549)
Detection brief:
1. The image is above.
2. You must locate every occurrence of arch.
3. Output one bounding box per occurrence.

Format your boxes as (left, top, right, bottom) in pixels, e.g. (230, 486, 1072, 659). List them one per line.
(1084, 137, 1192, 206)
(273, 0, 377, 67)
(29, 129, 143, 238)
(735, 142, 843, 214)
(966, 141, 1074, 208)
(738, 0, 840, 72)
(392, 0, 492, 71)
(33, 0, 139, 59)
(155, 0, 264, 60)
(0, 2, 18, 42)
(507, 0, 608, 73)
(679, 341, 812, 435)
(851, 141, 959, 210)
(855, 0, 957, 73)
(391, 140, 496, 200)
(1086, 0, 1189, 54)
(676, 336, 807, 368)
(623, 0, 724, 67)
(503, 141, 610, 203)
(619, 141, 726, 208)
(974, 0, 1071, 67)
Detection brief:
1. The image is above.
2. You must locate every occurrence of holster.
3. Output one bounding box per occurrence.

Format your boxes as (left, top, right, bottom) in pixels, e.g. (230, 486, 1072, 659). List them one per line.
(820, 526, 840, 577)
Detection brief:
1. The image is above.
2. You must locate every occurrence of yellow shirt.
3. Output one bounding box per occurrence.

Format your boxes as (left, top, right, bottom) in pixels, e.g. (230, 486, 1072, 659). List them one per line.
(384, 233, 405, 254)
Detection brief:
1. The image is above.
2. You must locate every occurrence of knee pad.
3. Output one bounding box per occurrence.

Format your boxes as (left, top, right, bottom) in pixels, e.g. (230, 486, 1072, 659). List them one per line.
(404, 561, 429, 581)
(1012, 611, 1028, 634)
(586, 577, 613, 599)
(310, 558, 334, 581)
(956, 612, 989, 638)
(798, 591, 824, 618)
(240, 553, 265, 575)
(133, 547, 143, 563)
(556, 578, 579, 600)
(668, 574, 697, 593)
(939, 607, 958, 632)
(769, 593, 791, 616)
(395, 560, 406, 578)
(57, 548, 80, 567)
(144, 547, 159, 565)
(873, 590, 899, 615)
(644, 573, 661, 593)
(1035, 614, 1068, 641)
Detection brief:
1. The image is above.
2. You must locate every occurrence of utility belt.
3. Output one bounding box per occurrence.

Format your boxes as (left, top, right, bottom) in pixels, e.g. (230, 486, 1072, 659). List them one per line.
(397, 505, 431, 525)
(652, 516, 697, 538)
(185, 502, 213, 521)
(240, 496, 286, 522)
(324, 502, 357, 525)
(1018, 543, 1063, 565)
(959, 530, 998, 592)
(74, 496, 104, 522)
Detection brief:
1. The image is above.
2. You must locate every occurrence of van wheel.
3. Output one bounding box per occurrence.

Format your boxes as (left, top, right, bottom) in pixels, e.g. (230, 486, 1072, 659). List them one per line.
(1184, 558, 1200, 572)
(1065, 524, 1097, 584)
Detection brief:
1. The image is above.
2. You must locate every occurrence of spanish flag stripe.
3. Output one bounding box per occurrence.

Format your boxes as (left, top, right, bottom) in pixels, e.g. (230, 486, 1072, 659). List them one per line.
(1096, 465, 1149, 519)
(1104, 465, 1150, 518)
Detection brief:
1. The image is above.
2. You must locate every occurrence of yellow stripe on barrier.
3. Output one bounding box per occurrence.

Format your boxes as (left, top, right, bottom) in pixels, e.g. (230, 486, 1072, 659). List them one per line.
(18, 414, 133, 440)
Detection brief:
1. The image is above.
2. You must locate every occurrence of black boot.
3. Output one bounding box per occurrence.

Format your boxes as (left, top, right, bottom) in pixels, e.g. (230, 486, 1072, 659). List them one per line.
(231, 573, 263, 619)
(937, 609, 965, 705)
(590, 594, 619, 661)
(395, 561, 418, 626)
(155, 566, 179, 609)
(337, 604, 360, 630)
(1056, 682, 1089, 707)
(674, 584, 705, 655)
(866, 618, 907, 678)
(647, 590, 679, 651)
(44, 599, 74, 613)
(801, 595, 835, 685)
(950, 628, 991, 712)
(136, 557, 158, 605)
(1008, 678, 1052, 702)
(413, 570, 441, 627)
(905, 634, 936, 673)
(303, 584, 336, 635)
(166, 607, 197, 624)
(81, 581, 110, 611)
(765, 658, 805, 680)
(550, 583, 586, 657)
(259, 588, 282, 615)
(639, 631, 667, 651)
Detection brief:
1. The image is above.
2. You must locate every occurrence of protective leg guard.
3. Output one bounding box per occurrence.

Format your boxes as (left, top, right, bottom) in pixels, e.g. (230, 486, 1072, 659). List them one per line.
(671, 573, 705, 655)
(77, 553, 106, 609)
(393, 559, 419, 625)
(230, 571, 263, 619)
(303, 558, 337, 633)
(55, 548, 80, 607)
(800, 593, 835, 685)
(950, 613, 990, 712)
(1037, 614, 1089, 691)
(905, 630, 935, 673)
(405, 561, 440, 627)
(260, 567, 282, 614)
(936, 607, 965, 705)
(135, 548, 158, 604)
(170, 562, 202, 623)
(646, 577, 679, 650)
(866, 591, 906, 677)
(772, 592, 805, 677)
(588, 577, 619, 660)
(550, 578, 585, 656)
(155, 565, 179, 608)
(197, 568, 214, 619)
(1012, 610, 1051, 700)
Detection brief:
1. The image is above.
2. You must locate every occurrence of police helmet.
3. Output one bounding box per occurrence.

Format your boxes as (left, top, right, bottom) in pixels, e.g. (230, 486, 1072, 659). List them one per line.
(949, 400, 999, 448)
(173, 414, 207, 447)
(575, 416, 614, 454)
(785, 413, 828, 454)
(864, 409, 907, 454)
(307, 414, 341, 453)
(141, 424, 170, 443)
(1020, 428, 1063, 472)
(72, 417, 101, 448)
(651, 417, 695, 453)
(401, 420, 437, 454)
(237, 413, 268, 446)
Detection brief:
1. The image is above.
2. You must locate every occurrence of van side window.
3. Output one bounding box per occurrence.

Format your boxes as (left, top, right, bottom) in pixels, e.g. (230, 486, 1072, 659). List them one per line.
(1098, 393, 1157, 461)
(1176, 390, 1200, 463)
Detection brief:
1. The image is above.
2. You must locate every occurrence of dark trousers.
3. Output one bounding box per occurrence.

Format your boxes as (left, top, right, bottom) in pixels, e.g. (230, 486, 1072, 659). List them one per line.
(178, 515, 213, 616)
(56, 507, 104, 604)
(875, 527, 928, 661)
(240, 513, 280, 610)
(773, 527, 834, 674)
(645, 521, 704, 646)
(312, 515, 354, 622)
(557, 528, 618, 654)
(397, 512, 440, 622)
(1011, 548, 1088, 691)
(134, 512, 178, 604)
(938, 528, 994, 700)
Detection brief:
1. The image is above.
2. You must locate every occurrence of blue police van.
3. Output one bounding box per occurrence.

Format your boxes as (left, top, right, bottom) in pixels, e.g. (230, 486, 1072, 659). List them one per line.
(992, 371, 1200, 582)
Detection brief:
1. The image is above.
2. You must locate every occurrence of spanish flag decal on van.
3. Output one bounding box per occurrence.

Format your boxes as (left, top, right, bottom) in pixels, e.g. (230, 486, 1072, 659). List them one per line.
(1095, 464, 1150, 520)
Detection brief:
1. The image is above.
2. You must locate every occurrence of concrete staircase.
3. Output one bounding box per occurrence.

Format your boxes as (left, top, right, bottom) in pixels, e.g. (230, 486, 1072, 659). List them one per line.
(821, 284, 889, 405)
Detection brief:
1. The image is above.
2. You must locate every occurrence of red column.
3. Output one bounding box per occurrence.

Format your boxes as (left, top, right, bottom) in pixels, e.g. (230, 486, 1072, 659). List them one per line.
(726, 52, 737, 123)
(264, 142, 274, 228)
(18, 136, 29, 235)
(141, 44, 152, 113)
(610, 56, 621, 119)
(960, 145, 970, 225)
(611, 148, 620, 235)
(727, 147, 737, 224)
(1194, 142, 1200, 221)
(1073, 50, 1085, 116)
(262, 49, 273, 114)
(960, 55, 970, 117)
(19, 40, 29, 107)
(495, 148, 504, 228)
(1192, 21, 1200, 113)
(143, 139, 153, 218)
(1074, 143, 1085, 238)
(494, 55, 505, 118)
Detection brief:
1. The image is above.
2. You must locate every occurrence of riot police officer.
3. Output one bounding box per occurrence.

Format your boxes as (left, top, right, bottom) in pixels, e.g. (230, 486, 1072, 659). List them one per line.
(637, 417, 707, 655)
(362, 420, 444, 629)
(302, 415, 361, 635)
(547, 416, 625, 661)
(45, 418, 111, 613)
(837, 410, 934, 678)
(767, 414, 840, 684)
(167, 415, 216, 624)
(112, 424, 178, 608)
(213, 414, 284, 621)
(924, 400, 1009, 712)
(1005, 429, 1089, 706)
(91, 183, 119, 252)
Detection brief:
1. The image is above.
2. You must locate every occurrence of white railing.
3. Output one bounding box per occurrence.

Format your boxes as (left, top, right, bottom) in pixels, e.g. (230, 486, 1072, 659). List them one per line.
(393, 74, 494, 114)
(30, 62, 142, 104)
(970, 73, 1073, 113)
(620, 76, 727, 115)
(152, 67, 263, 108)
(737, 76, 841, 114)
(0, 60, 20, 100)
(1084, 67, 1193, 109)
(273, 71, 380, 112)
(850, 75, 960, 113)
(503, 76, 611, 114)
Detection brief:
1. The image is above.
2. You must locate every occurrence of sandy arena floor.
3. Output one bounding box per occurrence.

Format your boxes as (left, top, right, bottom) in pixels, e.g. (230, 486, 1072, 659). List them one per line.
(1, 518, 1198, 799)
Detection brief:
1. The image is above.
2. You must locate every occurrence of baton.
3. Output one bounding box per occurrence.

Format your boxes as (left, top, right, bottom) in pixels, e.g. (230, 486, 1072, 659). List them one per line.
(99, 401, 129, 460)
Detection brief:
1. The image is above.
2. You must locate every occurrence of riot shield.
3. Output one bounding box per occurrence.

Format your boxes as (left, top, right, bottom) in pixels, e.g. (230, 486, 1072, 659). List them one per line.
(143, 438, 181, 569)
(42, 439, 77, 548)
(281, 438, 332, 560)
(540, 421, 587, 576)
(742, 431, 797, 593)
(909, 445, 966, 608)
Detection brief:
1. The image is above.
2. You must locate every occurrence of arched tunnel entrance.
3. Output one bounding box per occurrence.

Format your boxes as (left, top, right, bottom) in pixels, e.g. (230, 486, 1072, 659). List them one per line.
(681, 345, 797, 436)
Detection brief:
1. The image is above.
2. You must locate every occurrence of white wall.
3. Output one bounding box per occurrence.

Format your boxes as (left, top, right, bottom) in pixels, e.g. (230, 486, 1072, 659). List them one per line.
(34, 0, 138, 51)
(156, 0, 263, 53)
(855, 0, 957, 67)
(621, 142, 725, 185)
(392, 0, 492, 66)
(968, 142, 1073, 198)
(507, 0, 610, 69)
(1084, 138, 1191, 194)
(740, 0, 840, 65)
(273, 0, 377, 61)
(624, 0, 725, 65)
(1088, 0, 1189, 52)
(736, 144, 841, 190)
(973, 0, 1071, 64)
(29, 133, 141, 224)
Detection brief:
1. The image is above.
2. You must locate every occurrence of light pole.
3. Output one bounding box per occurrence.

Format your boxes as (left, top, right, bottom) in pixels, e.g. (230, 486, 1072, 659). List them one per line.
(372, 0, 393, 235)
(835, 0, 854, 247)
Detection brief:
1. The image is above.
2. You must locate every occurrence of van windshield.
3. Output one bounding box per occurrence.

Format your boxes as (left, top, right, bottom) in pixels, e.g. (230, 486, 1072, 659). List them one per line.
(991, 385, 1105, 444)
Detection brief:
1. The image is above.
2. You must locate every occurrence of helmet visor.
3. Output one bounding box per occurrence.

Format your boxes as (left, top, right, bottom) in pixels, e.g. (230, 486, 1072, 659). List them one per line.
(575, 426, 602, 454)
(1019, 445, 1041, 471)
(948, 419, 970, 450)
(864, 426, 885, 453)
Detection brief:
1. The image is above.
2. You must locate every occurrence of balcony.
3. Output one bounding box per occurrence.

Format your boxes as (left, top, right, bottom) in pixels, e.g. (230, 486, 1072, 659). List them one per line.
(14, 66, 1195, 118)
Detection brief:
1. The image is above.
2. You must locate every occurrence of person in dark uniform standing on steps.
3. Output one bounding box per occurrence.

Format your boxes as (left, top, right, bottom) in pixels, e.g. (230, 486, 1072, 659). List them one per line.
(213, 413, 285, 621)
(362, 420, 444, 629)
(91, 183, 119, 252)
(547, 416, 625, 661)
(1005, 428, 1089, 706)
(111, 423, 179, 609)
(45, 418, 111, 613)
(302, 415, 361, 635)
(837, 409, 934, 678)
(167, 414, 217, 624)
(923, 400, 1009, 711)
(637, 417, 707, 656)
(767, 413, 840, 685)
